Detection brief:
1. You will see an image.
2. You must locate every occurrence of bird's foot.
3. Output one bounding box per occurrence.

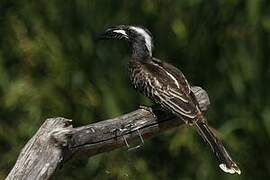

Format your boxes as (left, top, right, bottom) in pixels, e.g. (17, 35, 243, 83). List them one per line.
(139, 105, 158, 119)
(139, 105, 153, 113)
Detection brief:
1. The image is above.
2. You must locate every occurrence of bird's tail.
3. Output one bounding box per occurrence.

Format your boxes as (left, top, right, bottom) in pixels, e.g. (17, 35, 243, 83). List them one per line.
(194, 118, 241, 175)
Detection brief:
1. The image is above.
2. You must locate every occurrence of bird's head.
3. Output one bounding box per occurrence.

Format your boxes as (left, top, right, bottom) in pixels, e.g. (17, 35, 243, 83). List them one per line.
(100, 25, 153, 58)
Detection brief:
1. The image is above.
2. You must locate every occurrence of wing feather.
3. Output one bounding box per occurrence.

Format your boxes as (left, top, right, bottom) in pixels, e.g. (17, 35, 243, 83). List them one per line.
(155, 88, 198, 119)
(129, 58, 200, 121)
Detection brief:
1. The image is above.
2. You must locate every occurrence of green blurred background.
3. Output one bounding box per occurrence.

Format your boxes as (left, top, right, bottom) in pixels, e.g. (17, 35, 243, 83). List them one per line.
(0, 0, 270, 179)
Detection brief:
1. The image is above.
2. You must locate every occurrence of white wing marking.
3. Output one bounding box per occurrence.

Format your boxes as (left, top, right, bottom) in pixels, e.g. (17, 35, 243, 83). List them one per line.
(168, 88, 188, 103)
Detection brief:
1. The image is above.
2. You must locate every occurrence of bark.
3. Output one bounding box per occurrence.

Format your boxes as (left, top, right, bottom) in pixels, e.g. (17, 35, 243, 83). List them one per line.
(6, 107, 184, 180)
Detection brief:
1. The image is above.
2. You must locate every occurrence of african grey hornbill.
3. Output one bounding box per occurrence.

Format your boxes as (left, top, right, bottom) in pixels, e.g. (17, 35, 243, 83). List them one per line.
(99, 25, 241, 175)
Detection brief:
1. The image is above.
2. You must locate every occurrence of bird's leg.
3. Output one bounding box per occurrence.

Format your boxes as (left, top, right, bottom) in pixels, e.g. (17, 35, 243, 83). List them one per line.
(139, 104, 163, 120)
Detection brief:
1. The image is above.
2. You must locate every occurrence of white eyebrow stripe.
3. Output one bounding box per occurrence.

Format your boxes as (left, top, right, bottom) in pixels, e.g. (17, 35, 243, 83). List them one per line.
(130, 26, 152, 56)
(113, 30, 127, 36)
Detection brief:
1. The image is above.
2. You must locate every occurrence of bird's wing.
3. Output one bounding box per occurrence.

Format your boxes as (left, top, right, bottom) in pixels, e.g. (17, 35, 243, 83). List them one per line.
(152, 58, 211, 111)
(143, 60, 200, 120)
(152, 58, 191, 94)
(140, 59, 240, 174)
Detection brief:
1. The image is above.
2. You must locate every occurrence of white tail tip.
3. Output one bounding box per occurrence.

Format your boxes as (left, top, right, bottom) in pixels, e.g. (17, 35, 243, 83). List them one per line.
(219, 163, 241, 175)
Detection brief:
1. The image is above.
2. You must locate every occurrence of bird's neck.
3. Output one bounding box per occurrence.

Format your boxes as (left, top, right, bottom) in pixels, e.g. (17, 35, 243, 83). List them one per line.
(131, 40, 152, 61)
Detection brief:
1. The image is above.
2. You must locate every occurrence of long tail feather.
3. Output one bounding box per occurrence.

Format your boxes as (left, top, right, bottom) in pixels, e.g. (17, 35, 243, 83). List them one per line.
(194, 118, 241, 175)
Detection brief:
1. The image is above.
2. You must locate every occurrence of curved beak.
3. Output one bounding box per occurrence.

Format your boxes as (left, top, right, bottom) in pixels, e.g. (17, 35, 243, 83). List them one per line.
(99, 27, 128, 40)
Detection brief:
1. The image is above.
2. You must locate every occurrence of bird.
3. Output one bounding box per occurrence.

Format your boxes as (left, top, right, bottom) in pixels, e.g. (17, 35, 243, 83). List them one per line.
(99, 25, 241, 175)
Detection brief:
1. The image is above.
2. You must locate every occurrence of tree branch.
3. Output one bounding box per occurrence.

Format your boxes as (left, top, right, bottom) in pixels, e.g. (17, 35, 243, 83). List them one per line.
(6, 107, 184, 180)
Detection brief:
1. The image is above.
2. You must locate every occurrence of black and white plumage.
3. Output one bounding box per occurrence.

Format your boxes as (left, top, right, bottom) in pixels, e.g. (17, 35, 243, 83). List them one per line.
(100, 25, 241, 175)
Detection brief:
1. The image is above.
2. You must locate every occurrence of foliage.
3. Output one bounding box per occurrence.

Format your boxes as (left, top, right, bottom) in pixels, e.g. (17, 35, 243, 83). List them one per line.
(0, 0, 270, 179)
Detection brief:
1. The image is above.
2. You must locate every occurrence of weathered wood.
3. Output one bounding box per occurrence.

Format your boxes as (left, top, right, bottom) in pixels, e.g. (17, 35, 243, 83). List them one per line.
(6, 118, 73, 180)
(6, 108, 184, 180)
(68, 108, 183, 157)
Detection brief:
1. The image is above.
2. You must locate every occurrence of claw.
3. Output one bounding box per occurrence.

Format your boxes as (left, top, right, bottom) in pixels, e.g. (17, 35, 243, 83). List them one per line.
(139, 105, 153, 113)
(139, 105, 158, 120)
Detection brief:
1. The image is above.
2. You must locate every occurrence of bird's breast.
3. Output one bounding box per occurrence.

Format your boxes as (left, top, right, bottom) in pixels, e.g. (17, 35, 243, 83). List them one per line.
(128, 61, 155, 98)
